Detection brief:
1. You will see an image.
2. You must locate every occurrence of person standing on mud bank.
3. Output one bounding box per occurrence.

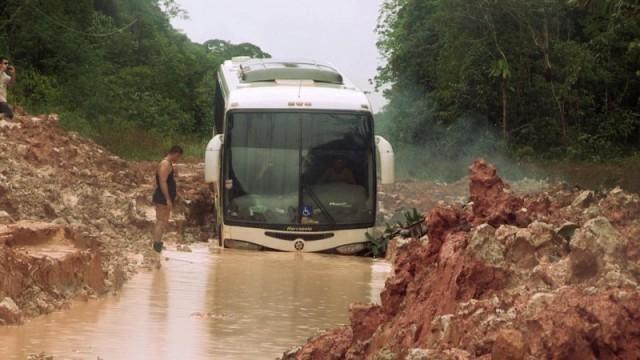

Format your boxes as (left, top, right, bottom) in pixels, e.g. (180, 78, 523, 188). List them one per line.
(152, 145, 183, 253)
(0, 56, 16, 120)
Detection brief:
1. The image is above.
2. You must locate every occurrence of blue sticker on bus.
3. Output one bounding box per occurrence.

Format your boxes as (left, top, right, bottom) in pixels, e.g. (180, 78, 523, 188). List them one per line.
(301, 205, 313, 217)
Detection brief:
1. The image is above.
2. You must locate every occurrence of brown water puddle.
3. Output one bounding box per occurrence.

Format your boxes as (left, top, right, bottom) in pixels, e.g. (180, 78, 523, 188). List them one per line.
(0, 245, 389, 359)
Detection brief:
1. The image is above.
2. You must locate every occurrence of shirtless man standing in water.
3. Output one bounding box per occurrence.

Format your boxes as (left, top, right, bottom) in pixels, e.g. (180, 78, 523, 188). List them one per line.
(152, 145, 183, 252)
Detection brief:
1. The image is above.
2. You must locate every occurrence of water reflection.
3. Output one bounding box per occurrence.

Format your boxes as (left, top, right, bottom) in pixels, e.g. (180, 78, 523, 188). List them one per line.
(203, 249, 380, 359)
(0, 245, 389, 360)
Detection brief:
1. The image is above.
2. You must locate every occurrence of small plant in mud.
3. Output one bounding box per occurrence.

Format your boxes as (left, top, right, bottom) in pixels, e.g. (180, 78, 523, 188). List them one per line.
(366, 208, 426, 258)
(366, 223, 400, 258)
(400, 208, 424, 227)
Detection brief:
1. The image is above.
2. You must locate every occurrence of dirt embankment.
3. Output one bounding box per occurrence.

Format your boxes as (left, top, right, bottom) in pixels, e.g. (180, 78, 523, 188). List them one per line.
(283, 159, 640, 360)
(0, 112, 213, 325)
(376, 175, 547, 226)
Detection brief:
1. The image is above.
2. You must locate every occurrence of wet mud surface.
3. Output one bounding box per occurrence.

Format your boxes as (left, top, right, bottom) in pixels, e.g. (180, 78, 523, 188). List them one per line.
(0, 245, 389, 360)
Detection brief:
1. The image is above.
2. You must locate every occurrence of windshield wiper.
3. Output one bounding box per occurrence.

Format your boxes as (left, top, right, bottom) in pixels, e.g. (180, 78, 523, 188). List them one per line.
(302, 184, 336, 225)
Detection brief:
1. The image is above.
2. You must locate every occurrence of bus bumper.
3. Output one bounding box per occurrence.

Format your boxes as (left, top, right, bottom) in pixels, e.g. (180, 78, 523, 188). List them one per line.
(220, 224, 371, 254)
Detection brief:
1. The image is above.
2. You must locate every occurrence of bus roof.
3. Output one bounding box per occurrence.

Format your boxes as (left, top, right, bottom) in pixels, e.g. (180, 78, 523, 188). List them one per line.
(219, 58, 372, 112)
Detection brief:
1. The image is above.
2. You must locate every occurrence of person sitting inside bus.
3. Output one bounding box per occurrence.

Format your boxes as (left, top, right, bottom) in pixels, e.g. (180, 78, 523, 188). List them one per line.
(318, 158, 356, 185)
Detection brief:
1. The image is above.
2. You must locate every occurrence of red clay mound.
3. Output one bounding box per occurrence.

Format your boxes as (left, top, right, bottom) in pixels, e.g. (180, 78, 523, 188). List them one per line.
(468, 159, 529, 227)
(282, 160, 640, 360)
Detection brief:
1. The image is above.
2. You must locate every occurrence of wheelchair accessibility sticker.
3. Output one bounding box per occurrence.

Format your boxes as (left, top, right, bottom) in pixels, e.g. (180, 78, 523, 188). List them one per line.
(301, 205, 313, 217)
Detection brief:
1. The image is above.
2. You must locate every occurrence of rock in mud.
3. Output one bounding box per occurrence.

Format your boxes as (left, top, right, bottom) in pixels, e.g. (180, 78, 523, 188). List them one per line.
(27, 353, 54, 360)
(406, 348, 471, 360)
(571, 190, 595, 208)
(571, 216, 627, 256)
(176, 244, 192, 252)
(569, 216, 630, 283)
(468, 224, 504, 266)
(525, 221, 556, 248)
(556, 221, 579, 241)
(491, 329, 527, 360)
(0, 211, 13, 225)
(0, 297, 22, 325)
(281, 327, 353, 360)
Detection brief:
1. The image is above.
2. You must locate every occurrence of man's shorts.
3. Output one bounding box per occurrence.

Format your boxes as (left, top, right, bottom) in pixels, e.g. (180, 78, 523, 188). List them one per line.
(0, 102, 13, 119)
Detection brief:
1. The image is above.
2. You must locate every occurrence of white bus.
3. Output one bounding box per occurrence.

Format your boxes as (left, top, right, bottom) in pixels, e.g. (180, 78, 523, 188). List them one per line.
(204, 57, 394, 254)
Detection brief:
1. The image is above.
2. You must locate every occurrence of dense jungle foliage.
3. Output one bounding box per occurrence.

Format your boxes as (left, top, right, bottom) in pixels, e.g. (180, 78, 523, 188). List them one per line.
(375, 0, 640, 162)
(0, 0, 269, 158)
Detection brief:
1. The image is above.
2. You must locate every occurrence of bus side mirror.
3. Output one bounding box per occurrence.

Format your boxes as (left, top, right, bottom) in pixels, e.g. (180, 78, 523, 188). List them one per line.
(376, 136, 395, 185)
(204, 134, 224, 183)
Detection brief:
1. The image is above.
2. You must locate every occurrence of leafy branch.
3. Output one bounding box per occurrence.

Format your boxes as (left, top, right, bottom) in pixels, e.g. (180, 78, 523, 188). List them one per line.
(366, 208, 426, 258)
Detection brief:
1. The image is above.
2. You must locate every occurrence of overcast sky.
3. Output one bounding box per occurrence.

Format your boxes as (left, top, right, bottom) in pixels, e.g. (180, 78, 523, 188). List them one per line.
(171, 0, 387, 112)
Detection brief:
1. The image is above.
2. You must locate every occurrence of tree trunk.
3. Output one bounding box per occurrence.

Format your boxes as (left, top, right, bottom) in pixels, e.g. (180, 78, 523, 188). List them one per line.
(501, 79, 508, 140)
(550, 81, 568, 142)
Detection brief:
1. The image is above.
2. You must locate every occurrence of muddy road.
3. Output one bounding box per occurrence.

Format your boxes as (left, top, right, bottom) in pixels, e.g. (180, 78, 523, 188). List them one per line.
(0, 113, 394, 359)
(0, 246, 389, 360)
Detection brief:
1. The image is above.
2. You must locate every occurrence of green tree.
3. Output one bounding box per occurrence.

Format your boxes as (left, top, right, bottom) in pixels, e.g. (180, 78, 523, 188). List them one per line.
(376, 0, 640, 160)
(0, 0, 270, 158)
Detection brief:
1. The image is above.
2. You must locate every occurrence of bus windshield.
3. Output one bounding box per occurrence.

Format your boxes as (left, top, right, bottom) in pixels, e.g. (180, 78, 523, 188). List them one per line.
(223, 111, 375, 229)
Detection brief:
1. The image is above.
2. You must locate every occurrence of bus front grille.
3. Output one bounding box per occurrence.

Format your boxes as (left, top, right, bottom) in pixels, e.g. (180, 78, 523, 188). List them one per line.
(264, 232, 335, 242)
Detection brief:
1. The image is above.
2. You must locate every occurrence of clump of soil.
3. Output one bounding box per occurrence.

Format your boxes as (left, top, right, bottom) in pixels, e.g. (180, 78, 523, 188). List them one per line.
(0, 221, 104, 324)
(0, 112, 212, 324)
(282, 159, 640, 360)
(377, 167, 547, 225)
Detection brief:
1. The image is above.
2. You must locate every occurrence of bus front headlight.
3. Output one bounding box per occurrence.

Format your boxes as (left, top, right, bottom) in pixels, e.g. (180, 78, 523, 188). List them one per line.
(336, 243, 367, 255)
(225, 239, 264, 251)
